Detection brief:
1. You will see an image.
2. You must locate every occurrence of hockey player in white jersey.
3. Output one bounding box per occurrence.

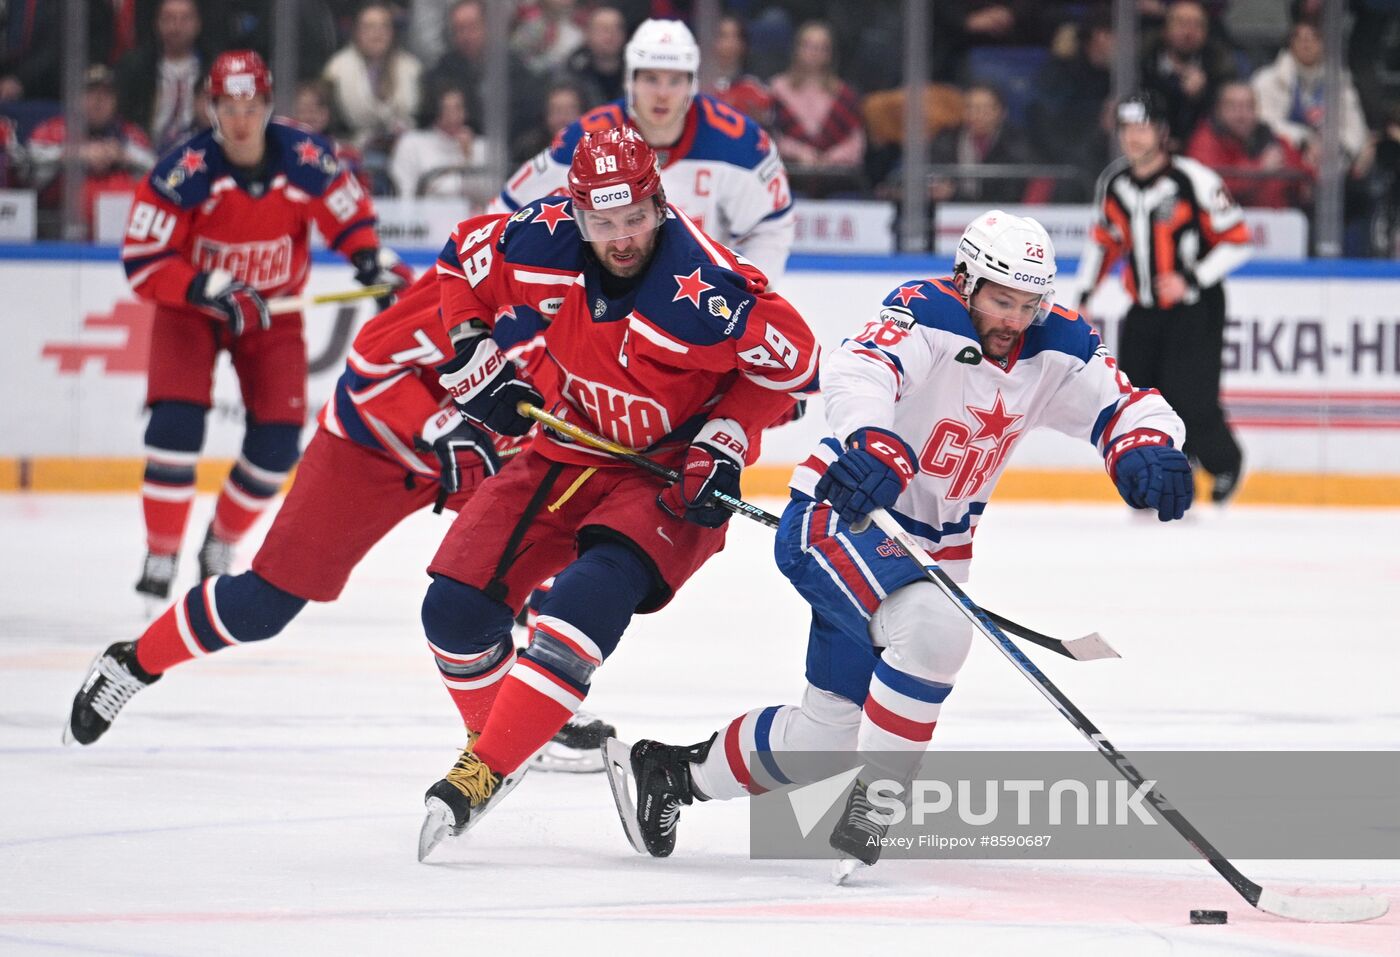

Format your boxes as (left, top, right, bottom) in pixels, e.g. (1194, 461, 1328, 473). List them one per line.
(603, 210, 1194, 865)
(492, 18, 794, 285)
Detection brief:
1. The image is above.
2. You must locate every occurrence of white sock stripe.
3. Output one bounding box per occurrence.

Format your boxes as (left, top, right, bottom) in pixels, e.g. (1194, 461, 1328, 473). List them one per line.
(534, 616, 603, 665)
(141, 483, 197, 502)
(233, 456, 290, 487)
(201, 578, 239, 646)
(867, 676, 944, 723)
(173, 597, 207, 659)
(145, 447, 200, 467)
(427, 640, 499, 666)
(439, 652, 515, 689)
(513, 660, 584, 712)
(219, 478, 273, 512)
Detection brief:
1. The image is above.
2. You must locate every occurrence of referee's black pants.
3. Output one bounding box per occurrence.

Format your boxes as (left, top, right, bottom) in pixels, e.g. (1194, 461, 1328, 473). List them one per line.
(1116, 284, 1243, 479)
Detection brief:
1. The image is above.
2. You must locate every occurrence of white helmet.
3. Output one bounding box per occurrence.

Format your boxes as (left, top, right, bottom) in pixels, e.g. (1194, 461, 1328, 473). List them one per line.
(625, 18, 701, 118)
(954, 210, 1057, 324)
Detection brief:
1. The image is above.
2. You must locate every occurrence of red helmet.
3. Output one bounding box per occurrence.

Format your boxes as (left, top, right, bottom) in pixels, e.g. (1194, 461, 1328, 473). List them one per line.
(207, 50, 272, 100)
(567, 126, 663, 211)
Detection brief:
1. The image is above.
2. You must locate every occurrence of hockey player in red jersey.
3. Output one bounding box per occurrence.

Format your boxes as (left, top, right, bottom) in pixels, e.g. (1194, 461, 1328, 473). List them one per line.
(122, 50, 412, 605)
(64, 271, 616, 769)
(415, 126, 819, 858)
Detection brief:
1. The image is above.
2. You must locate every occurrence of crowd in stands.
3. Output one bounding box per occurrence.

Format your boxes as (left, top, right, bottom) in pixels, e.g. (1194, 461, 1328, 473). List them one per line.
(1, 0, 1397, 255)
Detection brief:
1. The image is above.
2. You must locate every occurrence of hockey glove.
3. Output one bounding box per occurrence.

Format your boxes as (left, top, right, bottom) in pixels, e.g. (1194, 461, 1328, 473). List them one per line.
(414, 406, 501, 495)
(437, 336, 542, 438)
(815, 427, 918, 525)
(1107, 430, 1194, 521)
(657, 419, 747, 528)
(351, 247, 414, 311)
(188, 268, 269, 337)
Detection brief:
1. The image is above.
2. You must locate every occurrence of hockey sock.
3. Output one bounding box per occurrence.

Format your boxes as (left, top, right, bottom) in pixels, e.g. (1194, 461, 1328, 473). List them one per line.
(133, 571, 307, 674)
(857, 657, 953, 782)
(210, 423, 299, 543)
(422, 575, 516, 731)
(142, 402, 206, 555)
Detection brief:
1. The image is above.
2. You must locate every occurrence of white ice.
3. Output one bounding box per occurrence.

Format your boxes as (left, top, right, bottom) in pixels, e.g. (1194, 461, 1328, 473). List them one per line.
(2, 493, 1398, 956)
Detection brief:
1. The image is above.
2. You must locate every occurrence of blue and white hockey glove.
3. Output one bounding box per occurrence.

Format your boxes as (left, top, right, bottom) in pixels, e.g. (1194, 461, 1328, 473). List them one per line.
(1107, 430, 1194, 521)
(413, 406, 501, 495)
(657, 419, 747, 528)
(187, 268, 269, 337)
(815, 427, 918, 525)
(437, 336, 542, 438)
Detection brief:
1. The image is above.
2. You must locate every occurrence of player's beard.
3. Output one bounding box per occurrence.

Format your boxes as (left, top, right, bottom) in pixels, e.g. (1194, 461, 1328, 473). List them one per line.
(594, 230, 659, 279)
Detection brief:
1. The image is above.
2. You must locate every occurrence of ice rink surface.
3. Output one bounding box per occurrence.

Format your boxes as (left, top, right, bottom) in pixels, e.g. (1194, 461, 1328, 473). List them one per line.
(2, 492, 1398, 956)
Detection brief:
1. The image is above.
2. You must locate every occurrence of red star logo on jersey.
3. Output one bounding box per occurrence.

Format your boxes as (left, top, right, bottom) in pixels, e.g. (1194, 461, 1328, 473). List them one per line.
(892, 283, 927, 307)
(967, 392, 1023, 442)
(294, 139, 321, 165)
(534, 201, 573, 235)
(176, 147, 206, 175)
(672, 268, 714, 308)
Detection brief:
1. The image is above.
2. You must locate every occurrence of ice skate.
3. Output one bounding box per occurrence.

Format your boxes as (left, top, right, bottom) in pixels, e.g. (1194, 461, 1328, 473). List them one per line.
(197, 525, 235, 580)
(828, 778, 887, 868)
(1211, 468, 1242, 505)
(530, 711, 617, 773)
(603, 735, 712, 858)
(418, 747, 527, 861)
(63, 641, 161, 746)
(134, 552, 178, 609)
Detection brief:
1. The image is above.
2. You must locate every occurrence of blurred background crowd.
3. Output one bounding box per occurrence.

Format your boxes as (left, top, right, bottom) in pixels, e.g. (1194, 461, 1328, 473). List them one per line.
(2, 0, 1397, 256)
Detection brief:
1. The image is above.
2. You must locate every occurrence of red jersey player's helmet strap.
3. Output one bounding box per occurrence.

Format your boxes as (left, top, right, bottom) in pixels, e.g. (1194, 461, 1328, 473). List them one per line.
(567, 127, 664, 211)
(207, 50, 273, 100)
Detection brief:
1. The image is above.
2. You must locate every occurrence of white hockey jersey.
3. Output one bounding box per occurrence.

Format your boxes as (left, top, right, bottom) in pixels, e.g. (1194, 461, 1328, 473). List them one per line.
(491, 95, 794, 285)
(791, 277, 1186, 582)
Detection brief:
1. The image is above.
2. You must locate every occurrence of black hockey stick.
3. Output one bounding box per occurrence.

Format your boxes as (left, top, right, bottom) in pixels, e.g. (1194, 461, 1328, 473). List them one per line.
(516, 402, 1115, 662)
(860, 505, 1389, 924)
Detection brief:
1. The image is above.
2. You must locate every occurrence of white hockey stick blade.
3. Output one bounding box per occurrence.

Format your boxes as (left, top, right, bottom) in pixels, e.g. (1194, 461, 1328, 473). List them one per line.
(602, 738, 647, 855)
(1062, 631, 1120, 661)
(1255, 888, 1390, 923)
(831, 858, 864, 885)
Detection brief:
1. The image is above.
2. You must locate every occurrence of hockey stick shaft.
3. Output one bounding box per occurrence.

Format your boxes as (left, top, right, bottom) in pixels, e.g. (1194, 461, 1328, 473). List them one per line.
(862, 507, 1385, 922)
(516, 403, 1099, 661)
(266, 284, 394, 315)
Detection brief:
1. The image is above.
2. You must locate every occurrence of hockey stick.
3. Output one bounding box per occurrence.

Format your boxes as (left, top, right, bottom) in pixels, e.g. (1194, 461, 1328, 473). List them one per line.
(516, 402, 1114, 662)
(861, 505, 1389, 924)
(266, 284, 395, 315)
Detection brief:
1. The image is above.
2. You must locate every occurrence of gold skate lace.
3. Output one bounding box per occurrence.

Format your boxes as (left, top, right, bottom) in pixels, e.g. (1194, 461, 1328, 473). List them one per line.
(443, 747, 497, 807)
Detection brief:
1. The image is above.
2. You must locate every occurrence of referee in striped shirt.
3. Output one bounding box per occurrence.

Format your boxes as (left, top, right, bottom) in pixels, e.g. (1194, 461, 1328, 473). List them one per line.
(1077, 91, 1252, 504)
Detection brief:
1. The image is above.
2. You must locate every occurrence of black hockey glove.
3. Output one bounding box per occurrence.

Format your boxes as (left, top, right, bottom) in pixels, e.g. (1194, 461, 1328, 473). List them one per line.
(187, 269, 269, 337)
(414, 406, 502, 495)
(351, 247, 413, 311)
(436, 336, 542, 438)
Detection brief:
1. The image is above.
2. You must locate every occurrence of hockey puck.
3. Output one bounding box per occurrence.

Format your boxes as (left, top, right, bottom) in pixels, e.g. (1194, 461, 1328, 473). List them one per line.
(1189, 910, 1228, 924)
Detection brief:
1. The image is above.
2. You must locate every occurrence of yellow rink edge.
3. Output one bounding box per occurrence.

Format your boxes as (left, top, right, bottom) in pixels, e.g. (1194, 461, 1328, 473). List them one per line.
(2, 457, 1397, 507)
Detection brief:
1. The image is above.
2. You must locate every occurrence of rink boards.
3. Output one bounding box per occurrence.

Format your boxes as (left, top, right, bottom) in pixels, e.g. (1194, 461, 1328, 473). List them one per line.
(0, 248, 1397, 504)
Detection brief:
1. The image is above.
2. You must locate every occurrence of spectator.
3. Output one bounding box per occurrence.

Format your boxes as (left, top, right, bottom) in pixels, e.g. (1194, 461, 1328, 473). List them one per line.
(424, 0, 541, 143)
(929, 2, 1051, 83)
(27, 65, 155, 236)
(769, 21, 865, 182)
(561, 5, 625, 109)
(1140, 0, 1239, 146)
(116, 0, 207, 151)
(510, 80, 583, 164)
(322, 1, 422, 151)
(292, 78, 369, 191)
(511, 0, 585, 75)
(389, 85, 490, 198)
(1, 0, 61, 100)
(927, 83, 1035, 204)
(1186, 80, 1312, 209)
(1369, 103, 1400, 258)
(704, 13, 773, 128)
(197, 1, 338, 80)
(1251, 19, 1368, 166)
(0, 114, 23, 187)
(1028, 12, 1116, 201)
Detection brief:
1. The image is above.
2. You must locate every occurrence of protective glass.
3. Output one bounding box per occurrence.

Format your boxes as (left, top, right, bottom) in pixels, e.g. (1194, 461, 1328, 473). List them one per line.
(576, 199, 662, 243)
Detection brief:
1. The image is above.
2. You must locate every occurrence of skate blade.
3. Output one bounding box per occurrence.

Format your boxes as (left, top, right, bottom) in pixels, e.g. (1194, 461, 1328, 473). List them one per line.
(418, 797, 455, 862)
(530, 741, 606, 774)
(602, 737, 647, 855)
(831, 858, 866, 885)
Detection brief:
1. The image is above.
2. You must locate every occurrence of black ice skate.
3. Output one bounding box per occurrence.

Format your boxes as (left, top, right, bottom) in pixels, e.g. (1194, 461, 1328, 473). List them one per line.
(603, 735, 713, 858)
(417, 747, 527, 861)
(829, 778, 888, 869)
(197, 525, 234, 580)
(134, 552, 178, 603)
(530, 711, 618, 773)
(1211, 469, 1243, 505)
(63, 641, 161, 746)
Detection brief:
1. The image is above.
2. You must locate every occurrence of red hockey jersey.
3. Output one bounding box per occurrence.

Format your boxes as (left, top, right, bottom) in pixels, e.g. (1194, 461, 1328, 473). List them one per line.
(120, 121, 380, 306)
(436, 198, 820, 468)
